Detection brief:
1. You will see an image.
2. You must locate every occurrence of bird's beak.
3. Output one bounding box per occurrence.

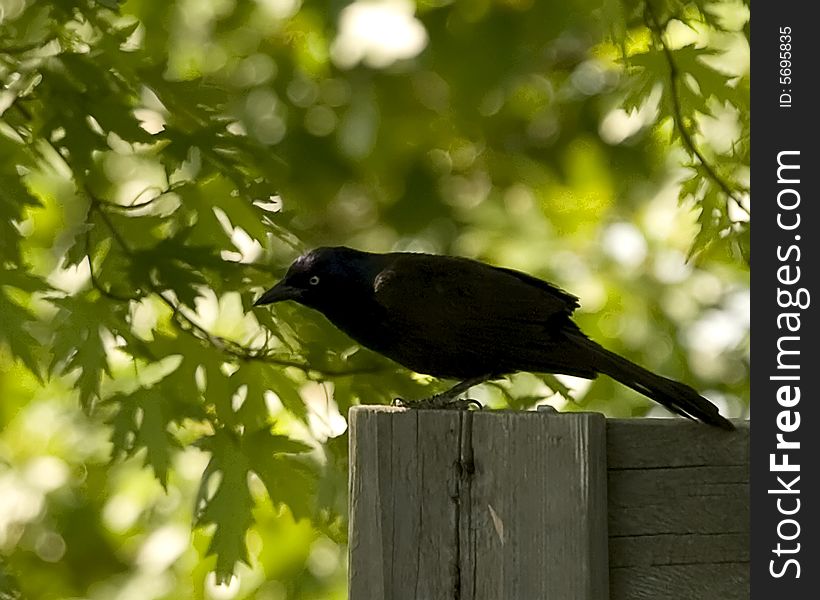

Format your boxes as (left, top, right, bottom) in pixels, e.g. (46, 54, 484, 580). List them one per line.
(254, 282, 302, 306)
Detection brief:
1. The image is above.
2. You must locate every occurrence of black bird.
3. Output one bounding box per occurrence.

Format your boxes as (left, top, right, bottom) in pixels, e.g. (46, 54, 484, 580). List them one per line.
(254, 246, 734, 430)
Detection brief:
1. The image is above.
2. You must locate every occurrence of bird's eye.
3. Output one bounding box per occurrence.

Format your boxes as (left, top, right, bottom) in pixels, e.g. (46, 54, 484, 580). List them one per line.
(309, 275, 320, 286)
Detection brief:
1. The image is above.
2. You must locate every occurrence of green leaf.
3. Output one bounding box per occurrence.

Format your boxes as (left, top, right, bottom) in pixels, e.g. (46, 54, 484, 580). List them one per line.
(672, 46, 742, 113)
(51, 54, 152, 144)
(0, 141, 41, 264)
(194, 426, 316, 581)
(129, 235, 222, 307)
(687, 183, 727, 261)
(0, 268, 47, 377)
(0, 268, 49, 294)
(195, 430, 254, 583)
(232, 361, 308, 428)
(537, 373, 576, 404)
(141, 332, 237, 425)
(178, 175, 272, 246)
(624, 45, 742, 117)
(49, 294, 117, 411)
(622, 48, 667, 111)
(242, 428, 316, 521)
(108, 385, 179, 487)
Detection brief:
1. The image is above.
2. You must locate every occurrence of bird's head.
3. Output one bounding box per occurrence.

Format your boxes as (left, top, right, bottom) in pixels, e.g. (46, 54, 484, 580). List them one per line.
(254, 246, 377, 311)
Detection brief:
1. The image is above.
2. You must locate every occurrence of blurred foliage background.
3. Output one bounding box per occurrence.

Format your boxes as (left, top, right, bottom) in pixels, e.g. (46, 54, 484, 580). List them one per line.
(0, 0, 749, 598)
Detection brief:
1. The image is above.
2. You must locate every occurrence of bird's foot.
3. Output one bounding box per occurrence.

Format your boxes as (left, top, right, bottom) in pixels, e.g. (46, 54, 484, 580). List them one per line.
(392, 395, 483, 410)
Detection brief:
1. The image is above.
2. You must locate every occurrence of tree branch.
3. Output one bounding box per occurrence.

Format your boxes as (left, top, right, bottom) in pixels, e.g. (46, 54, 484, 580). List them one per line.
(644, 2, 750, 218)
(88, 195, 387, 378)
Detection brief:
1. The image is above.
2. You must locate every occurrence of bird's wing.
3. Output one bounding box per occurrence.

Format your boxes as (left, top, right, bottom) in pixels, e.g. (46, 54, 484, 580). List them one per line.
(485, 264, 579, 311)
(374, 254, 578, 324)
(371, 254, 591, 376)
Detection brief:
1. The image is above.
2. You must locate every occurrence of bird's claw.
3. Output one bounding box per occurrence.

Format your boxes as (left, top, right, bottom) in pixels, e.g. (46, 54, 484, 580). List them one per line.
(392, 396, 483, 411)
(447, 397, 483, 411)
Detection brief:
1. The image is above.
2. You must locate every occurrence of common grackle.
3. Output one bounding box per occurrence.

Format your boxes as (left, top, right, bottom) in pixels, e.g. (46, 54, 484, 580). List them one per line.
(254, 246, 734, 430)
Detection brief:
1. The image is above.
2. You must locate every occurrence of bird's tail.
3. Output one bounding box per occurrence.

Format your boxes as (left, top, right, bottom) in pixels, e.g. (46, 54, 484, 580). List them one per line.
(575, 337, 734, 430)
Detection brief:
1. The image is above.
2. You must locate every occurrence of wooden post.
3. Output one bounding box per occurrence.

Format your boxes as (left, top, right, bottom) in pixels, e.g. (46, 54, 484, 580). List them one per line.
(348, 406, 609, 599)
(348, 407, 750, 600)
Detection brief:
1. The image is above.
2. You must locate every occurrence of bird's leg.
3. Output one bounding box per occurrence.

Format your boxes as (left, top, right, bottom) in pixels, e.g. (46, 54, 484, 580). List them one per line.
(393, 375, 493, 410)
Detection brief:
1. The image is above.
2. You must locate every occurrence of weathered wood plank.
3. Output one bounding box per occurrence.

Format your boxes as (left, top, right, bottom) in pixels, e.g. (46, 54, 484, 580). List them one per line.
(608, 465, 749, 501)
(607, 419, 749, 600)
(608, 490, 749, 536)
(610, 563, 749, 600)
(609, 533, 749, 568)
(348, 407, 609, 600)
(606, 419, 749, 469)
(348, 406, 462, 599)
(466, 410, 609, 600)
